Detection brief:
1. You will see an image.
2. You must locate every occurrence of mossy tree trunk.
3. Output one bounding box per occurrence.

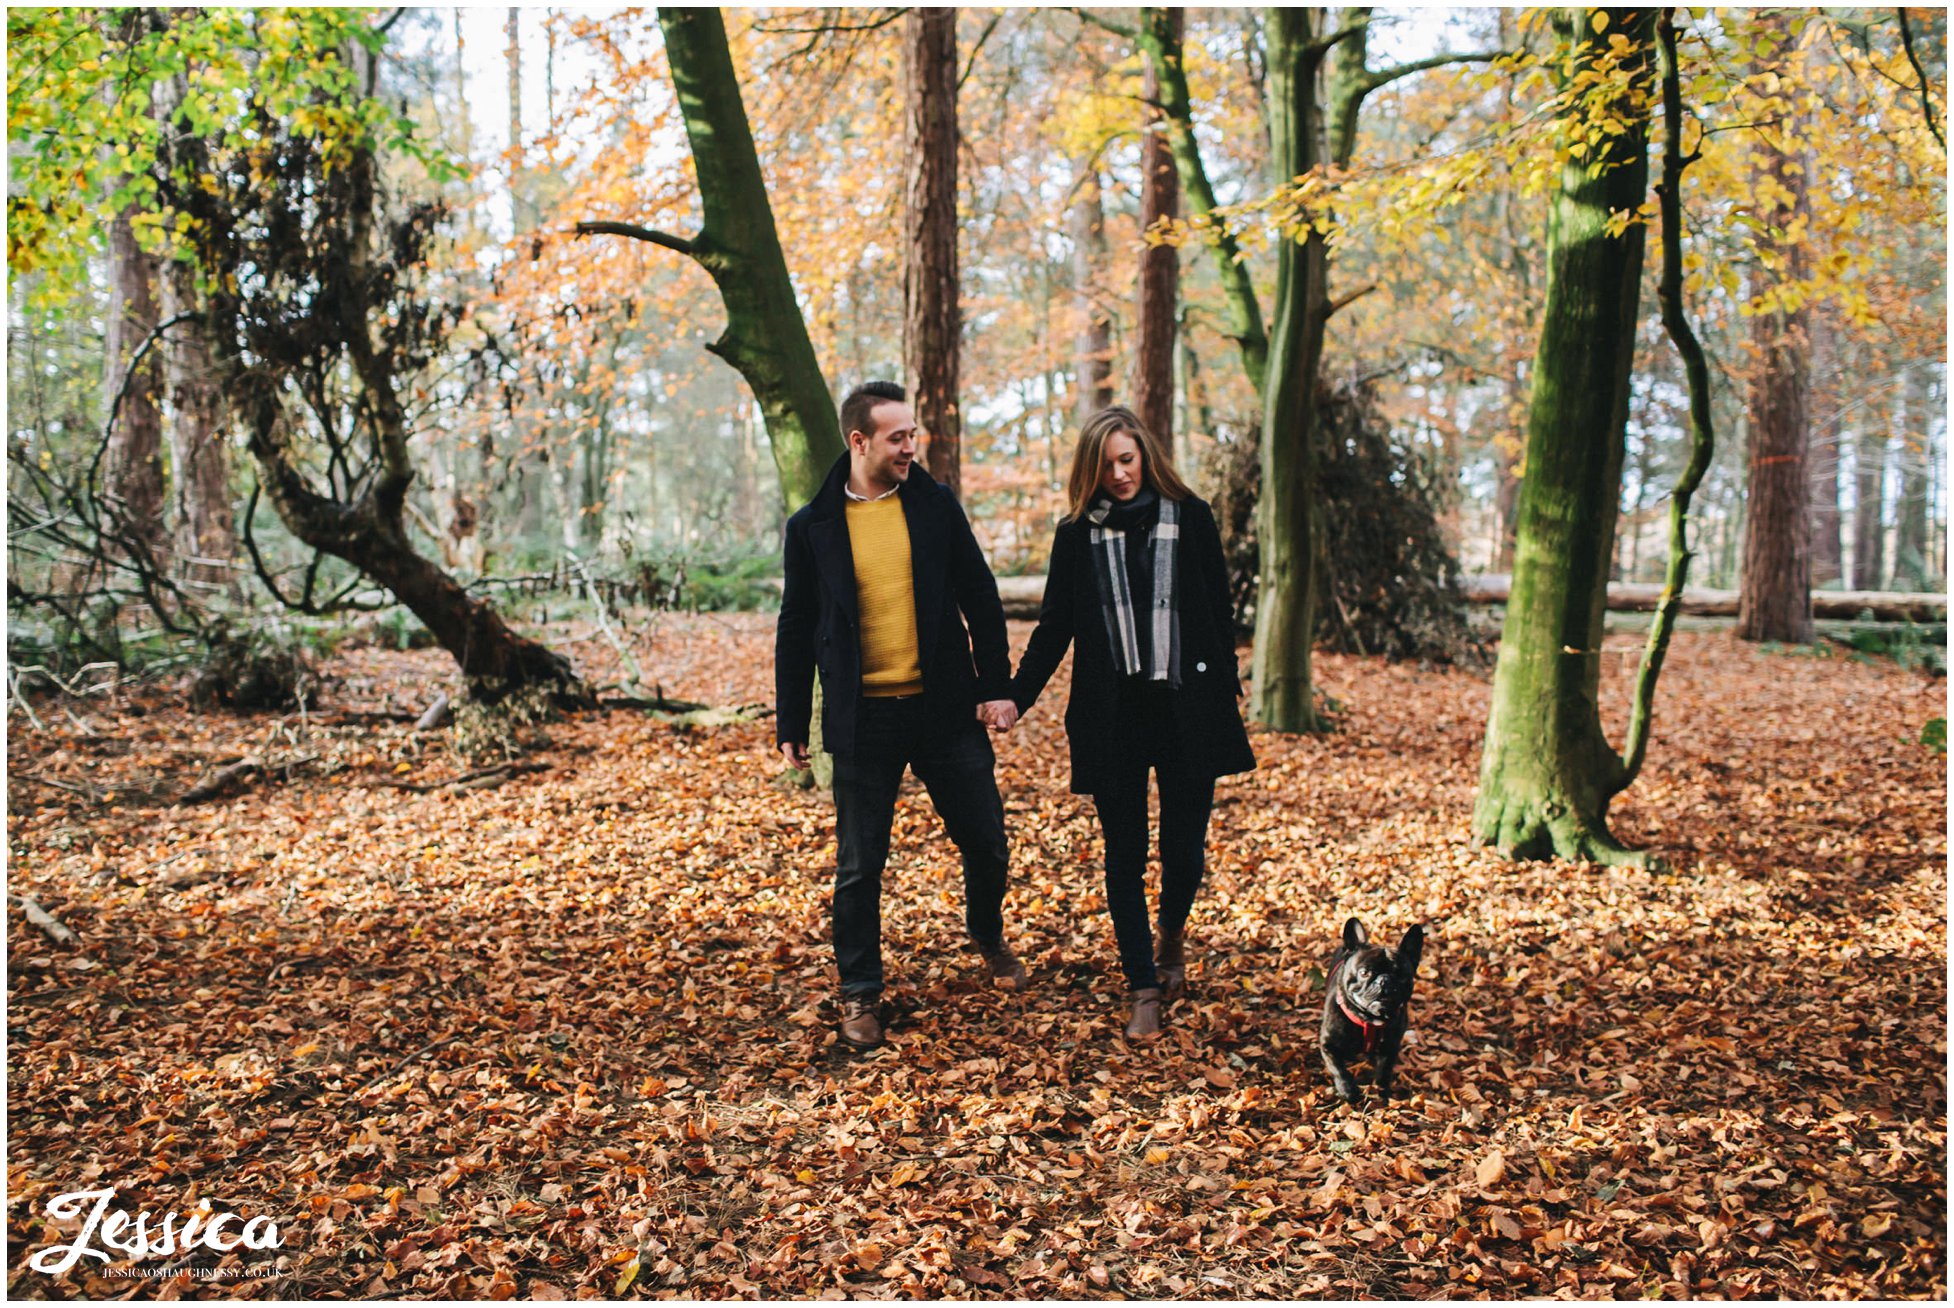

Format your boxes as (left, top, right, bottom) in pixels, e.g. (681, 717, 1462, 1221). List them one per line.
(1473, 8, 1655, 865)
(577, 7, 843, 510)
(1137, 7, 1268, 396)
(1248, 7, 1335, 732)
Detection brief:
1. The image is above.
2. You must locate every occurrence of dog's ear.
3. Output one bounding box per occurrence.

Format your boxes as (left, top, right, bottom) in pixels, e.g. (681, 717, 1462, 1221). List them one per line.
(1396, 923, 1424, 976)
(1343, 917, 1368, 949)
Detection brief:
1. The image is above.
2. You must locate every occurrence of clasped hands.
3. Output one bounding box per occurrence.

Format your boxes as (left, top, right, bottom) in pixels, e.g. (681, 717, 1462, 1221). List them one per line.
(779, 698, 1019, 767)
(977, 699, 1019, 733)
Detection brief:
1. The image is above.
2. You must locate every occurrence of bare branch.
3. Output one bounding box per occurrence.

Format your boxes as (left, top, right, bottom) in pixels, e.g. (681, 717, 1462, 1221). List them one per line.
(1323, 283, 1378, 319)
(1308, 19, 1371, 59)
(573, 220, 698, 258)
(1366, 47, 1507, 93)
(749, 8, 910, 37)
(1067, 7, 1137, 41)
(1897, 7, 1945, 149)
(959, 10, 1005, 92)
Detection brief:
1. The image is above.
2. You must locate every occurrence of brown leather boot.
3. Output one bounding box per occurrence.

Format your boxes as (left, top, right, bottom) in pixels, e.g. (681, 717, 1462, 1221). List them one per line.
(975, 940, 1029, 992)
(839, 996, 883, 1049)
(1155, 932, 1187, 1004)
(1125, 988, 1163, 1039)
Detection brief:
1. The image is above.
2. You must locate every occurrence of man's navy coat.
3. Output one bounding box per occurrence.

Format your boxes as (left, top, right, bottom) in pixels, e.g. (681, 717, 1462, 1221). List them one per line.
(776, 456, 1012, 757)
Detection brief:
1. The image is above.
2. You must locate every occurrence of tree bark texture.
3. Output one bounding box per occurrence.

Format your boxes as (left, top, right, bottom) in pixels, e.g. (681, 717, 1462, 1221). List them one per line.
(1735, 120, 1814, 643)
(902, 7, 962, 494)
(1248, 7, 1332, 732)
(162, 263, 237, 593)
(1807, 310, 1843, 586)
(1133, 6, 1182, 451)
(103, 204, 168, 563)
(506, 8, 528, 230)
(1851, 420, 1887, 591)
(1138, 7, 1268, 397)
(1891, 364, 1935, 589)
(1473, 8, 1654, 865)
(1069, 162, 1114, 426)
(1493, 448, 1522, 572)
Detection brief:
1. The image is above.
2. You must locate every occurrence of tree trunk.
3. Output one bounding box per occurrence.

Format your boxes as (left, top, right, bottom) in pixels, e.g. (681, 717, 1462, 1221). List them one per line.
(1138, 7, 1268, 397)
(1248, 8, 1333, 732)
(1618, 7, 1721, 792)
(102, 204, 168, 565)
(1473, 8, 1654, 865)
(1736, 29, 1814, 644)
(1134, 6, 1182, 450)
(1850, 416, 1887, 591)
(1891, 364, 1934, 590)
(1069, 160, 1114, 425)
(162, 263, 236, 593)
(506, 8, 528, 231)
(1807, 309, 1843, 586)
(902, 7, 962, 494)
(152, 44, 236, 596)
(1493, 448, 1522, 571)
(578, 9, 844, 510)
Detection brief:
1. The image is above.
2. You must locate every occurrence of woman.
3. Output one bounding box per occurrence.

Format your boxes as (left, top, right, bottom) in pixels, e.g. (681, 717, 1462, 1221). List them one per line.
(1009, 406, 1256, 1038)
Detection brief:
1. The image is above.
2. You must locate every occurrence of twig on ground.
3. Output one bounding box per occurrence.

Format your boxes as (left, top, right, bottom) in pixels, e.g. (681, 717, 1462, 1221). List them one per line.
(350, 1033, 467, 1099)
(179, 754, 318, 805)
(415, 692, 452, 732)
(8, 666, 46, 730)
(16, 771, 110, 802)
(10, 893, 80, 946)
(377, 760, 551, 793)
(600, 693, 712, 713)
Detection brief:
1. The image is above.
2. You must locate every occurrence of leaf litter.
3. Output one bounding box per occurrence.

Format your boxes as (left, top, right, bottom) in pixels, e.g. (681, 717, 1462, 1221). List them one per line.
(7, 617, 1944, 1298)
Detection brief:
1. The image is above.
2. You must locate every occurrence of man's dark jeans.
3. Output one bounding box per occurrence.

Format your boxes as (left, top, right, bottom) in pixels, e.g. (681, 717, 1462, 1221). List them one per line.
(831, 696, 1009, 998)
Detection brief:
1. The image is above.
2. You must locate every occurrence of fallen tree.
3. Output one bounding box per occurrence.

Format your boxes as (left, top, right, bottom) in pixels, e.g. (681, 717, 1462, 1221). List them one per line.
(1459, 576, 1946, 624)
(977, 576, 1945, 624)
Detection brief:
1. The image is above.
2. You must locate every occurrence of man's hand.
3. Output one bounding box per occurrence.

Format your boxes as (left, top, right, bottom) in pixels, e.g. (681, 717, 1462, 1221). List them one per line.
(977, 700, 1019, 733)
(780, 741, 811, 770)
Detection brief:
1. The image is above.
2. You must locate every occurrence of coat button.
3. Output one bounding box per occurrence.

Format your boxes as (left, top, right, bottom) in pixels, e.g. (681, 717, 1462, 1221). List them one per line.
(1196, 661, 1207, 672)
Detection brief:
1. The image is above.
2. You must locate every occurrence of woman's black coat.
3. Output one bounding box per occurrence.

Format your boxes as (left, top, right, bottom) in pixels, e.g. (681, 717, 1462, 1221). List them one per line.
(1011, 495, 1257, 795)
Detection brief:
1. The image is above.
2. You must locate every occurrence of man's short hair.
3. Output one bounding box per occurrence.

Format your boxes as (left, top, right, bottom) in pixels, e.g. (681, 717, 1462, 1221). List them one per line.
(840, 381, 906, 443)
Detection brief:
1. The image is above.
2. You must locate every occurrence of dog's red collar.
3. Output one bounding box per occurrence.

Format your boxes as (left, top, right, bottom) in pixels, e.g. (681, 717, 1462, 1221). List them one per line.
(1329, 955, 1383, 1055)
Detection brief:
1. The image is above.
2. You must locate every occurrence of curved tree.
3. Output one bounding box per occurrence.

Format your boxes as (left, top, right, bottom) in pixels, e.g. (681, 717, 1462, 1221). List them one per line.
(577, 7, 843, 510)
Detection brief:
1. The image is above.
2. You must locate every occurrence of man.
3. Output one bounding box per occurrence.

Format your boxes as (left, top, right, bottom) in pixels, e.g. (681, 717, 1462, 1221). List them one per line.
(776, 381, 1028, 1049)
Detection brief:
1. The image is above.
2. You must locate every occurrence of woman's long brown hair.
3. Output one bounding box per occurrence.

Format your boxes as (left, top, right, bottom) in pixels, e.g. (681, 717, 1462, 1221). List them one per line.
(1063, 405, 1193, 522)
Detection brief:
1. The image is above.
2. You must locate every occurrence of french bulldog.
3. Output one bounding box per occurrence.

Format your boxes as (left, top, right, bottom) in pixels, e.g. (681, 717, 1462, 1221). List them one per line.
(1319, 917, 1423, 1104)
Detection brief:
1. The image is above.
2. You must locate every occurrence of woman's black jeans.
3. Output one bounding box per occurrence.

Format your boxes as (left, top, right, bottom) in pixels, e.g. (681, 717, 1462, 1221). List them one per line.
(1090, 680, 1216, 992)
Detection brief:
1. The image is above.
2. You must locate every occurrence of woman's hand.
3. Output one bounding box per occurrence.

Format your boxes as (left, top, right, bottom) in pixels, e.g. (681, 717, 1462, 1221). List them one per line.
(977, 700, 1020, 733)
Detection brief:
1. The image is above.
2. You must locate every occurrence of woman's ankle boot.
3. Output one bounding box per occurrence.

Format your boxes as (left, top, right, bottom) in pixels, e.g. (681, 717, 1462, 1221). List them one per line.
(1125, 987, 1163, 1039)
(1155, 932, 1186, 1004)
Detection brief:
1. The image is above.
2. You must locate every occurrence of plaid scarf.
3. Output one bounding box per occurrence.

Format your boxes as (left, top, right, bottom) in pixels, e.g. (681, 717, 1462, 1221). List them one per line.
(1086, 492, 1181, 687)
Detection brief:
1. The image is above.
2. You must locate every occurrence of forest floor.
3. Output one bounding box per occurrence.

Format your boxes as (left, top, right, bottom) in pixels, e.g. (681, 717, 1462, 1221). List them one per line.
(7, 614, 1946, 1299)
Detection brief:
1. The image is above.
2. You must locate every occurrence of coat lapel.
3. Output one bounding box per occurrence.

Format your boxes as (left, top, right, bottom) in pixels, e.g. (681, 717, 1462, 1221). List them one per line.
(809, 514, 858, 630)
(901, 474, 945, 668)
(806, 456, 859, 629)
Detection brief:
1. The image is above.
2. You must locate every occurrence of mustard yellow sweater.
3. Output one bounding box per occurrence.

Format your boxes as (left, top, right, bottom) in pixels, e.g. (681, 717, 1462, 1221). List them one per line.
(846, 496, 924, 697)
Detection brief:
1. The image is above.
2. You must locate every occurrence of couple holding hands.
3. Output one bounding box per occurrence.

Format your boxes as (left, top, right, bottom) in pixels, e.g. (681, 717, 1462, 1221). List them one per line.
(776, 382, 1256, 1048)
